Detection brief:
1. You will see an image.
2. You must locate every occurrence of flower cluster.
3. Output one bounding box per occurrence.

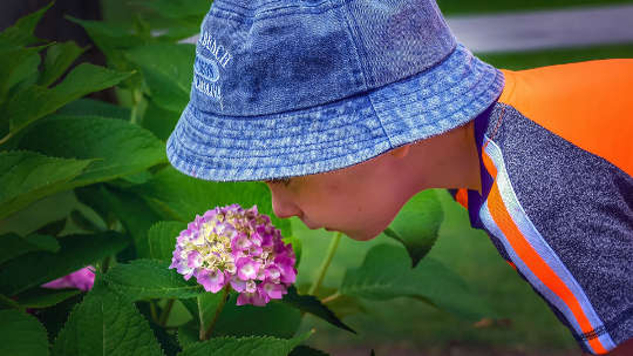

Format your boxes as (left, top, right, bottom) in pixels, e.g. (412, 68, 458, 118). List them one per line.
(41, 266, 95, 292)
(169, 204, 297, 306)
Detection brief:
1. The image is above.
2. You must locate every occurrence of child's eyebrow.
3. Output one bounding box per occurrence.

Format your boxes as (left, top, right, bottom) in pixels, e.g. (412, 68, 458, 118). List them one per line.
(265, 177, 292, 186)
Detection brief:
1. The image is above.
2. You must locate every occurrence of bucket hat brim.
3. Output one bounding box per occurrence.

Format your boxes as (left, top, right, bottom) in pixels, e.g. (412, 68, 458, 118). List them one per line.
(166, 43, 504, 182)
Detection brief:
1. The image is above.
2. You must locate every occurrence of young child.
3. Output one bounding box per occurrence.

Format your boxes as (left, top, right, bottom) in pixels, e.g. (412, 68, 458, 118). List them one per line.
(165, 0, 632, 354)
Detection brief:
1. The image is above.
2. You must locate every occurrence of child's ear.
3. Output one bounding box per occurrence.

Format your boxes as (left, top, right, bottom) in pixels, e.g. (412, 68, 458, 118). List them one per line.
(390, 144, 411, 159)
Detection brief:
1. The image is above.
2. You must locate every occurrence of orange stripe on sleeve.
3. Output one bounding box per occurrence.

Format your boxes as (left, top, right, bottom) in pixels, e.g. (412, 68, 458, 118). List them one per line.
(482, 151, 609, 355)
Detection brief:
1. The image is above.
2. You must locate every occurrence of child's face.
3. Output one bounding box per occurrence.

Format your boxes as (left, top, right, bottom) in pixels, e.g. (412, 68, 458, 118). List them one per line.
(264, 147, 414, 241)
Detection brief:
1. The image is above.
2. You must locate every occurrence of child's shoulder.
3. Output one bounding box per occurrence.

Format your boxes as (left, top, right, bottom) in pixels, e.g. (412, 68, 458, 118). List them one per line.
(497, 59, 633, 177)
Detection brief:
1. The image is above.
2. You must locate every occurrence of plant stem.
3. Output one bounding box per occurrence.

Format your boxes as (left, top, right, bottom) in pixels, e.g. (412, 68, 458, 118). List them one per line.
(149, 301, 158, 323)
(201, 286, 230, 340)
(321, 291, 341, 304)
(100, 256, 111, 274)
(308, 231, 342, 296)
(130, 88, 142, 124)
(158, 299, 175, 327)
(197, 296, 205, 340)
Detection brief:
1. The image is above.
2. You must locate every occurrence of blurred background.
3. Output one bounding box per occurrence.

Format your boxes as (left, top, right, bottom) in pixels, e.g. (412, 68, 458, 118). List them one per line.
(1, 0, 632, 355)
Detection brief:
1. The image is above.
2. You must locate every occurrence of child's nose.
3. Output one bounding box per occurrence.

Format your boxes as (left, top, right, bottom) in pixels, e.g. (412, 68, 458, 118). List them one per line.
(270, 190, 302, 219)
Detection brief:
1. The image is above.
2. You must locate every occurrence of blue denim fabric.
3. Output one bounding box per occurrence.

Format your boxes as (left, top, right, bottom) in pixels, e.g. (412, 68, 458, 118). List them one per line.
(166, 0, 505, 182)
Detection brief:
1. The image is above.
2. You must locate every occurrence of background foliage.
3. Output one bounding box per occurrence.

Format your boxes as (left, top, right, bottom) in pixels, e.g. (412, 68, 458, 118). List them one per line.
(0, 2, 497, 355)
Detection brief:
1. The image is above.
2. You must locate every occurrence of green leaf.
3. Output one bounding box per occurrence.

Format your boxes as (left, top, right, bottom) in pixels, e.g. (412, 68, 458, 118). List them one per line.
(0, 294, 22, 309)
(178, 329, 314, 356)
(75, 185, 162, 258)
(339, 244, 494, 321)
(142, 100, 180, 141)
(212, 292, 302, 338)
(52, 282, 164, 356)
(125, 43, 195, 112)
(0, 151, 93, 220)
(69, 209, 105, 233)
(0, 3, 52, 46)
(16, 115, 166, 185)
(308, 285, 368, 319)
(67, 17, 147, 53)
(36, 292, 84, 344)
(5, 63, 133, 139)
(35, 217, 67, 236)
(148, 221, 186, 261)
(177, 322, 199, 349)
(38, 42, 86, 87)
(195, 292, 224, 337)
(142, 0, 210, 20)
(0, 231, 129, 296)
(0, 46, 41, 103)
(0, 309, 49, 356)
(383, 189, 444, 268)
(0, 232, 60, 265)
(55, 98, 131, 120)
(281, 285, 355, 334)
(135, 166, 292, 237)
(104, 259, 205, 301)
(66, 17, 148, 78)
(14, 288, 81, 309)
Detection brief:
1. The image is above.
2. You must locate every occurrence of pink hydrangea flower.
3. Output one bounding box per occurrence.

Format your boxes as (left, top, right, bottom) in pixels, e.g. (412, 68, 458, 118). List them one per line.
(41, 266, 95, 291)
(169, 204, 297, 306)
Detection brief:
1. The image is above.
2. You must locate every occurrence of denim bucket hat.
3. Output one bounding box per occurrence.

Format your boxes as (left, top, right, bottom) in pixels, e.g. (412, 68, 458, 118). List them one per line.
(166, 0, 504, 182)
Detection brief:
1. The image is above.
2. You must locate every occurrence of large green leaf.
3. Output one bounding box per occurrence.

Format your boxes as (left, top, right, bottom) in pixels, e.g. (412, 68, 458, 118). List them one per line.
(52, 282, 164, 356)
(66, 17, 149, 80)
(142, 100, 180, 141)
(142, 0, 210, 20)
(383, 189, 444, 268)
(56, 98, 131, 120)
(38, 42, 86, 87)
(0, 232, 60, 265)
(74, 184, 162, 258)
(339, 244, 495, 321)
(0, 46, 41, 103)
(0, 231, 129, 296)
(0, 151, 93, 219)
(178, 329, 314, 356)
(136, 166, 292, 237)
(125, 43, 195, 112)
(0, 310, 49, 356)
(16, 115, 166, 185)
(0, 3, 52, 46)
(148, 221, 186, 261)
(212, 292, 302, 338)
(104, 259, 205, 301)
(280, 285, 355, 334)
(180, 291, 302, 341)
(14, 288, 81, 309)
(5, 64, 132, 140)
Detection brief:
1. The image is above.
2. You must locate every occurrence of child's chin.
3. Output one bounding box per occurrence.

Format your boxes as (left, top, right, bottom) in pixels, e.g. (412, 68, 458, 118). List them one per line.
(345, 230, 380, 242)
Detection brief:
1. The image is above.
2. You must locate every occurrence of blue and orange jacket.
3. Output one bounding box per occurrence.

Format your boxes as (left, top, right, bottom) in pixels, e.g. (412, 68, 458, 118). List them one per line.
(450, 59, 633, 355)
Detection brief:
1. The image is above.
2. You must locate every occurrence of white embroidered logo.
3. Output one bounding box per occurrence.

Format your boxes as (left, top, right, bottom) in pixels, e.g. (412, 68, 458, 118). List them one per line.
(195, 32, 233, 110)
